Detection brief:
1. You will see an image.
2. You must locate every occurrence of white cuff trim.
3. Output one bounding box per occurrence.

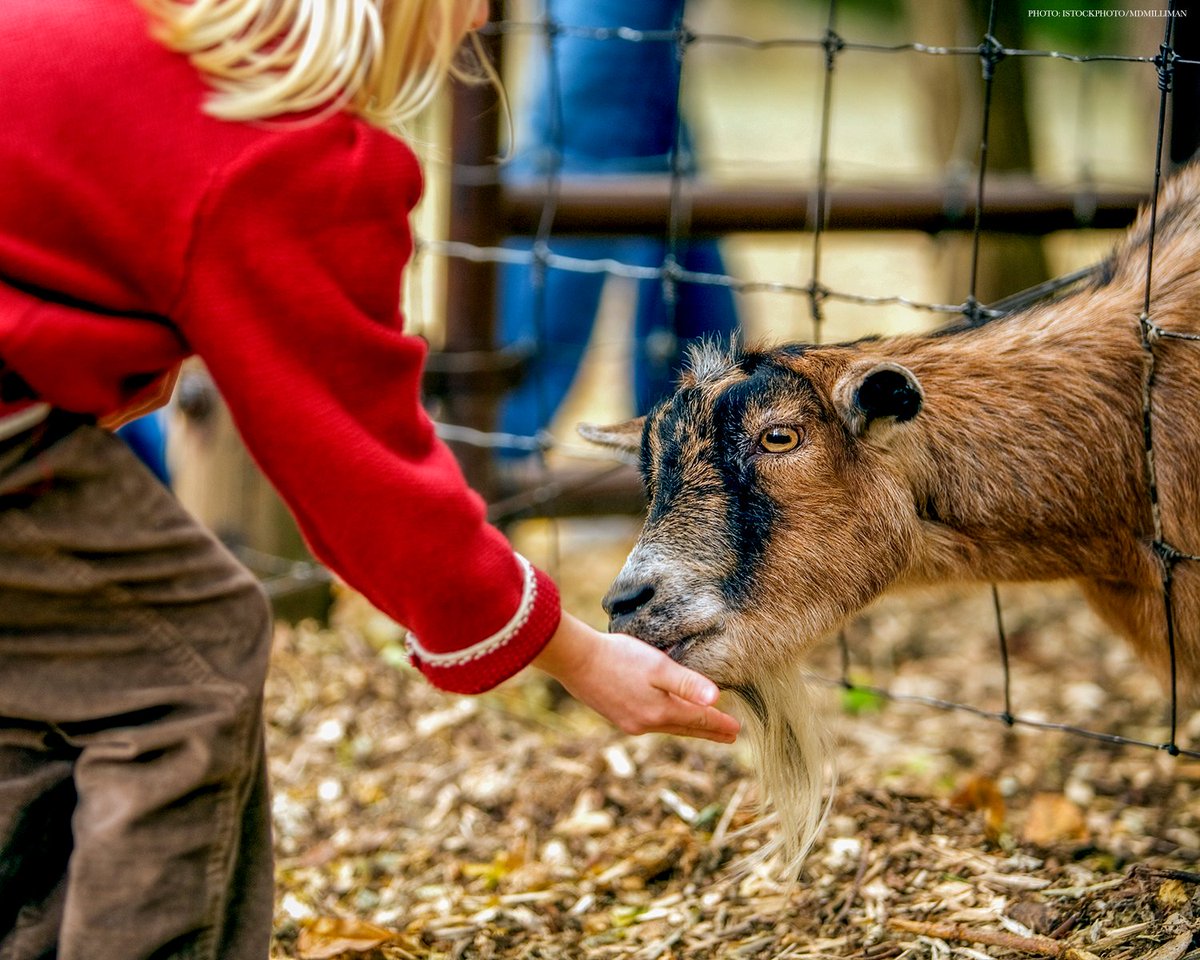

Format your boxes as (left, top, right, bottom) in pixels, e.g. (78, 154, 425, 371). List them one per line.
(406, 553, 538, 668)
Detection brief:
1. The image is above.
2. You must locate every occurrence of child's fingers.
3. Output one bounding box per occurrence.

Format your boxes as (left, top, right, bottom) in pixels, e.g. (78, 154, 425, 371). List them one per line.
(663, 693, 741, 739)
(650, 655, 720, 706)
(653, 722, 739, 744)
(563, 631, 739, 742)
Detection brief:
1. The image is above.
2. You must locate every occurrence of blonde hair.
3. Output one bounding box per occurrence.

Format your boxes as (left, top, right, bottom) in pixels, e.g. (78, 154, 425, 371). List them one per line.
(135, 0, 492, 130)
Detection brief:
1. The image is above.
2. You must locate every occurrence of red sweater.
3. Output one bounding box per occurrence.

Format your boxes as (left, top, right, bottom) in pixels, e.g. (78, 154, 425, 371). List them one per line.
(0, 0, 561, 693)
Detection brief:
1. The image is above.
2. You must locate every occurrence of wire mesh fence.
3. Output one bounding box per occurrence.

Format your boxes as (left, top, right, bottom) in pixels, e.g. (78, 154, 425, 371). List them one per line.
(409, 1, 1200, 759)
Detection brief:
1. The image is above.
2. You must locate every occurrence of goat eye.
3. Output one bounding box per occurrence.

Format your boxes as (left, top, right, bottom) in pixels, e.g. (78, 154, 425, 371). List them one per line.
(758, 426, 802, 453)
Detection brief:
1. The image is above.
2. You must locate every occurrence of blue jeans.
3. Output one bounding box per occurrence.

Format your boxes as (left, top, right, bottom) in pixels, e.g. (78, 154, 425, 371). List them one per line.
(498, 0, 738, 443)
(116, 409, 170, 485)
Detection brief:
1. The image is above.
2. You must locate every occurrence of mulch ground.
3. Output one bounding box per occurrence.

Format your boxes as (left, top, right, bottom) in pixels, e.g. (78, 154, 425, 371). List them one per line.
(266, 521, 1199, 960)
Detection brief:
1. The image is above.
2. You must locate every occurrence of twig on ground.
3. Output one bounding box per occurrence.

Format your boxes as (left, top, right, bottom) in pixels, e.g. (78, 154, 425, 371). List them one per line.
(830, 839, 873, 926)
(887, 917, 1101, 960)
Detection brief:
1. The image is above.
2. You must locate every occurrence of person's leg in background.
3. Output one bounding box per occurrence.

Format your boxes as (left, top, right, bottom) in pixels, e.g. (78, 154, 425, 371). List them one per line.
(497, 238, 610, 444)
(0, 416, 274, 960)
(632, 240, 740, 413)
(116, 408, 171, 485)
(498, 0, 743, 447)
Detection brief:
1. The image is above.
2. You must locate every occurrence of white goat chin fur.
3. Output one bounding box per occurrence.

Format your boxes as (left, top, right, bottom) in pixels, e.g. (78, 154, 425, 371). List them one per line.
(726, 664, 833, 879)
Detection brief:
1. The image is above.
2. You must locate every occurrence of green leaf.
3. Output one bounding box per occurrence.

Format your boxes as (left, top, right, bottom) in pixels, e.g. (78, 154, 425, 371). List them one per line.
(841, 685, 886, 716)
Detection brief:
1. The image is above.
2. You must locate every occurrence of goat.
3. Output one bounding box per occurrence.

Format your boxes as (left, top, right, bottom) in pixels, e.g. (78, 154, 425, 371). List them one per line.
(580, 164, 1200, 871)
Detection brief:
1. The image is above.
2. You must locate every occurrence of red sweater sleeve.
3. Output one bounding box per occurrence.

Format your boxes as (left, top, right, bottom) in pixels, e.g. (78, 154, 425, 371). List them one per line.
(172, 120, 560, 694)
(0, 281, 185, 421)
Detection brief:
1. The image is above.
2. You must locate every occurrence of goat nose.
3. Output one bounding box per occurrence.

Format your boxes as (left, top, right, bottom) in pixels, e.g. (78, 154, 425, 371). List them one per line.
(603, 580, 657, 623)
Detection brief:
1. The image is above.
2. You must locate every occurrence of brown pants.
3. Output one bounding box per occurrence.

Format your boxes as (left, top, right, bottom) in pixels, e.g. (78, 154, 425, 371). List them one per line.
(0, 415, 275, 960)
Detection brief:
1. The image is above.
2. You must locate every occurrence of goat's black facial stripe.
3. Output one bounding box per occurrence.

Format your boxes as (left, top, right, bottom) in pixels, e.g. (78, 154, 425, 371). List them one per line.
(639, 402, 664, 493)
(712, 377, 779, 605)
(644, 387, 709, 523)
(642, 358, 819, 608)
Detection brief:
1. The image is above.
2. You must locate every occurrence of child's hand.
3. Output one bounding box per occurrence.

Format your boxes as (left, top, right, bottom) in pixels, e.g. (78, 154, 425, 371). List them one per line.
(533, 612, 740, 744)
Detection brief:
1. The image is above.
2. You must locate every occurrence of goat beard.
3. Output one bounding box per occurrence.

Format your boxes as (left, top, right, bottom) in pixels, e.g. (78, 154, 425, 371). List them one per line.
(726, 664, 833, 880)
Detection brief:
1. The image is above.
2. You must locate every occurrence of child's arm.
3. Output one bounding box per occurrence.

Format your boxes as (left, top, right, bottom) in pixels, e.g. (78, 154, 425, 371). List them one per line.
(171, 121, 740, 731)
(172, 122, 560, 694)
(172, 120, 734, 724)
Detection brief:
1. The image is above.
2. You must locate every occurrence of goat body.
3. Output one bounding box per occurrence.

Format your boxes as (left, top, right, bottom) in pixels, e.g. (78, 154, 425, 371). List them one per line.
(581, 165, 1200, 866)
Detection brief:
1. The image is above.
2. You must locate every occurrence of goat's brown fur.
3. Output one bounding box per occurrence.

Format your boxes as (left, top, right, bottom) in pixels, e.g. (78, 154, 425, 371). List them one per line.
(582, 165, 1200, 868)
(586, 165, 1200, 694)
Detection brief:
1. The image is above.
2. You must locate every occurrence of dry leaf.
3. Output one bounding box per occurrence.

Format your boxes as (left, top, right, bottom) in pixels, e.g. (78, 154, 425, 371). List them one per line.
(951, 775, 1007, 842)
(1155, 879, 1190, 910)
(1022, 793, 1087, 847)
(296, 917, 397, 960)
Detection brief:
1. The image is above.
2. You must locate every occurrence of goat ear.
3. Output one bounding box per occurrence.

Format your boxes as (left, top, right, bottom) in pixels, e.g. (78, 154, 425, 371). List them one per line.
(577, 417, 646, 465)
(834, 362, 923, 438)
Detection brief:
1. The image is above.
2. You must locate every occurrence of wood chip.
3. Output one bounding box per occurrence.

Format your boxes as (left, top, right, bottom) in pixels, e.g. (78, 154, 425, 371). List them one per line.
(1137, 930, 1196, 960)
(268, 567, 1200, 960)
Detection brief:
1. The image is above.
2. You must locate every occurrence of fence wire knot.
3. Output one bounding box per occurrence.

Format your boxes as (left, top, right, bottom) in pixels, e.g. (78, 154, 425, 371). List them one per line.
(660, 254, 683, 306)
(1155, 42, 1176, 93)
(961, 295, 990, 327)
(530, 239, 553, 288)
(1140, 312, 1165, 347)
(822, 29, 845, 69)
(1153, 540, 1190, 574)
(978, 33, 1005, 81)
(677, 24, 698, 52)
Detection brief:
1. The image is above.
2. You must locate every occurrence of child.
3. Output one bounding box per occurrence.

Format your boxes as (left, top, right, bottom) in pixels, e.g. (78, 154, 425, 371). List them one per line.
(0, 2, 739, 957)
